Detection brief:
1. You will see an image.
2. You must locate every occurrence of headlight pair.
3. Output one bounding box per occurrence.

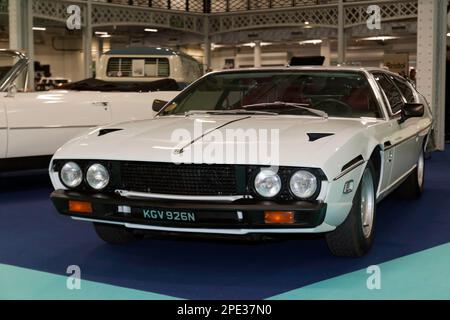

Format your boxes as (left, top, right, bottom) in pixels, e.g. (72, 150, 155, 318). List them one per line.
(254, 169, 318, 199)
(60, 162, 110, 190)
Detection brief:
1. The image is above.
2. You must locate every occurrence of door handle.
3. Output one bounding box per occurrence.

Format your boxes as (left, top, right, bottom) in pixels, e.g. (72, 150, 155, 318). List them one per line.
(92, 101, 109, 107)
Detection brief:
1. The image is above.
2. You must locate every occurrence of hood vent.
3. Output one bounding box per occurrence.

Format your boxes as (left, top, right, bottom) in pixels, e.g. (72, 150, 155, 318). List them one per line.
(98, 128, 123, 136)
(307, 133, 334, 142)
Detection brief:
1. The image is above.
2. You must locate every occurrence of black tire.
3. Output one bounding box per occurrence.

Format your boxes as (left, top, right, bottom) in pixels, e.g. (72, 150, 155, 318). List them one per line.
(93, 223, 142, 245)
(396, 150, 424, 199)
(325, 161, 377, 257)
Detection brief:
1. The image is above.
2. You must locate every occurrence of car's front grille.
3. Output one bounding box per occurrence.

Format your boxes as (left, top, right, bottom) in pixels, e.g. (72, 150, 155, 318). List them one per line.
(120, 162, 239, 196)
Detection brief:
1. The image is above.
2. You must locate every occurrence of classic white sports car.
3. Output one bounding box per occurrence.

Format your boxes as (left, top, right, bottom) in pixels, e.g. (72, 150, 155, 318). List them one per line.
(0, 50, 179, 171)
(49, 67, 432, 257)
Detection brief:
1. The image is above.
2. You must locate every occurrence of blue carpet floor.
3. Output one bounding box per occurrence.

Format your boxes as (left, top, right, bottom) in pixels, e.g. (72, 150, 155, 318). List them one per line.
(0, 148, 449, 299)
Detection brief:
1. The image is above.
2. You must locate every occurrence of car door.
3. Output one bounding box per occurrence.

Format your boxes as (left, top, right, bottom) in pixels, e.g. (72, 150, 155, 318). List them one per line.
(373, 72, 420, 185)
(4, 87, 112, 158)
(390, 74, 427, 166)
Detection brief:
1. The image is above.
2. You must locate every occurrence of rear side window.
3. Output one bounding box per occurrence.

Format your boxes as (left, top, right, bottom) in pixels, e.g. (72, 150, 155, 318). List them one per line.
(373, 73, 404, 115)
(107, 57, 170, 78)
(391, 76, 416, 103)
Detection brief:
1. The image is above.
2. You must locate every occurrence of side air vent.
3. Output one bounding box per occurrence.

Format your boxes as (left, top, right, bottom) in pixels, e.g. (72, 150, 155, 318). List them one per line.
(98, 128, 123, 136)
(342, 155, 364, 172)
(307, 133, 334, 142)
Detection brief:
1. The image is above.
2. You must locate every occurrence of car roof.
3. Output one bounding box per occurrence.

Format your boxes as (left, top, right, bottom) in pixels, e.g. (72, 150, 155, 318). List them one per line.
(207, 66, 398, 75)
(104, 47, 199, 63)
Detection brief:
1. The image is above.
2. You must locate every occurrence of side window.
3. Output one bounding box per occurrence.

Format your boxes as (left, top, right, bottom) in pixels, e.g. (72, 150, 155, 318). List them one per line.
(373, 73, 404, 115)
(391, 76, 416, 103)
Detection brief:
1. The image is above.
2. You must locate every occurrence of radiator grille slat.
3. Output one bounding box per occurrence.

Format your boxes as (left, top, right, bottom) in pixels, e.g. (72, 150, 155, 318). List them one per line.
(120, 162, 238, 196)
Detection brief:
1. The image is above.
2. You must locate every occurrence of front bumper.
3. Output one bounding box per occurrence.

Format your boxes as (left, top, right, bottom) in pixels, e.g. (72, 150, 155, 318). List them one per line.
(50, 190, 328, 235)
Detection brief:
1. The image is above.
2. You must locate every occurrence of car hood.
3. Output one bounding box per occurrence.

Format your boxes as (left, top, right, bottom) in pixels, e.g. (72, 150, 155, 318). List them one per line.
(54, 115, 380, 177)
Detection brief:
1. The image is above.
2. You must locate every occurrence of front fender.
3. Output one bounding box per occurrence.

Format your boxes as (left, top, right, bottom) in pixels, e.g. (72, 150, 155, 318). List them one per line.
(323, 160, 367, 227)
(321, 133, 381, 228)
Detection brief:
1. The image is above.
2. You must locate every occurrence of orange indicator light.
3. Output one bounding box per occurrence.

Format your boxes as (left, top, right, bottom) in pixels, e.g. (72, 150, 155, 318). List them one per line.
(69, 200, 93, 214)
(264, 211, 295, 224)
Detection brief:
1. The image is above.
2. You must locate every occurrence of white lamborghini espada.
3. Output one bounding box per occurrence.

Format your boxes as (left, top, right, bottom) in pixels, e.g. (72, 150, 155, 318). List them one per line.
(49, 67, 432, 257)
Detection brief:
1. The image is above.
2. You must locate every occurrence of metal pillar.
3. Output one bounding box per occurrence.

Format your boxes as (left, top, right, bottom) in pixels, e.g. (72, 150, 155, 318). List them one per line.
(254, 41, 262, 68)
(320, 39, 331, 67)
(337, 0, 345, 65)
(26, 0, 34, 90)
(203, 16, 211, 72)
(8, 0, 22, 50)
(83, 0, 93, 78)
(416, 0, 447, 151)
(8, 0, 34, 90)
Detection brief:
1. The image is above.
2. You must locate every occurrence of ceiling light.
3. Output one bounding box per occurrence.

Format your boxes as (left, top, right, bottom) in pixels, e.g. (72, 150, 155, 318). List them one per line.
(360, 36, 398, 41)
(100, 34, 111, 38)
(447, 32, 450, 37)
(300, 39, 323, 45)
(32, 27, 46, 31)
(95, 31, 108, 35)
(241, 42, 272, 47)
(145, 28, 158, 32)
(304, 21, 310, 25)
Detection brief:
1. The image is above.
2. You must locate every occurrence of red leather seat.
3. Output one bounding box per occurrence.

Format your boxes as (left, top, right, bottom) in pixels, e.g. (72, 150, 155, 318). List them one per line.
(344, 87, 371, 111)
(280, 85, 309, 103)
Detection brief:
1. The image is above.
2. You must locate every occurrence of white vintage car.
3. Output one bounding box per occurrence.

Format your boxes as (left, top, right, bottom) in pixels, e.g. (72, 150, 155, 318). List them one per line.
(0, 50, 179, 171)
(49, 67, 432, 257)
(96, 47, 203, 88)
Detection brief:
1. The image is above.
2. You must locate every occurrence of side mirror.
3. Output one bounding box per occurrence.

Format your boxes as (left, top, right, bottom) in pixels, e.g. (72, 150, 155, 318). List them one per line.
(399, 103, 424, 124)
(152, 99, 168, 112)
(5, 84, 17, 98)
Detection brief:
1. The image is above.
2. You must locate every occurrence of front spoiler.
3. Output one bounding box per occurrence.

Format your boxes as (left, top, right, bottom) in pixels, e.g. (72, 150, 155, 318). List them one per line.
(50, 189, 329, 234)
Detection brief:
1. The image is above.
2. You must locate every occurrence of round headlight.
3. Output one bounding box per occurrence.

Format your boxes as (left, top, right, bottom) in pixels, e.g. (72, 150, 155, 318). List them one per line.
(290, 170, 318, 199)
(86, 163, 110, 190)
(60, 162, 83, 188)
(254, 169, 282, 198)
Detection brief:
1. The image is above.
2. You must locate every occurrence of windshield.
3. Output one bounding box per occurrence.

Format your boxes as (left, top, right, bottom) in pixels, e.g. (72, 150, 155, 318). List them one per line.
(160, 70, 382, 118)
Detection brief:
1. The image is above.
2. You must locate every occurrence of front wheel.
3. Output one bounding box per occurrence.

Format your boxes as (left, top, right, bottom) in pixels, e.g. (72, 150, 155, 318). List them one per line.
(325, 162, 377, 257)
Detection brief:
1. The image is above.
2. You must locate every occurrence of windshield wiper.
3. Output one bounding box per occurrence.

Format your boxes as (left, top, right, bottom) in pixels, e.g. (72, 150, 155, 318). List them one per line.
(241, 101, 328, 119)
(184, 109, 278, 116)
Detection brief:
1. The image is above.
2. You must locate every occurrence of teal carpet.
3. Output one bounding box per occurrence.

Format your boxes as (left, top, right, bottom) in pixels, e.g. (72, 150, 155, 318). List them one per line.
(1, 242, 450, 300)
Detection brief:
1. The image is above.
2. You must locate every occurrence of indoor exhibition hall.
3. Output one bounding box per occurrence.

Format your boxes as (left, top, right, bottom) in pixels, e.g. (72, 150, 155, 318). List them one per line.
(0, 0, 449, 305)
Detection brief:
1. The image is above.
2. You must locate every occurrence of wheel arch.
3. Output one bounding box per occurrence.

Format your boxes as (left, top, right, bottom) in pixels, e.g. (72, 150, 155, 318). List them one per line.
(368, 145, 382, 191)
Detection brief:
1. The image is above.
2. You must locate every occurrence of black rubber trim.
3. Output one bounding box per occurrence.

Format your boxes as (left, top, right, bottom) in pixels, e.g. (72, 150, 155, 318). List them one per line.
(342, 155, 364, 172)
(50, 189, 327, 229)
